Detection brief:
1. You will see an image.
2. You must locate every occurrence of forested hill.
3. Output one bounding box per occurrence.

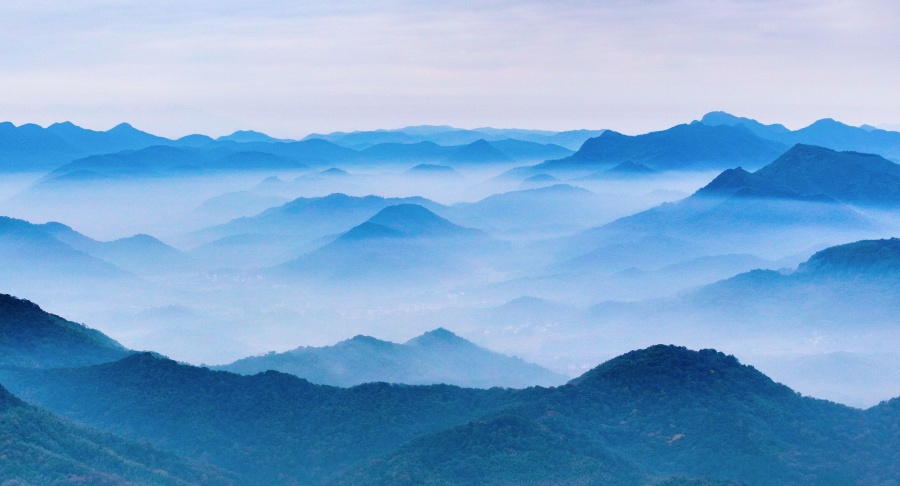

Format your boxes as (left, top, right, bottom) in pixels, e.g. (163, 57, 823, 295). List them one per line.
(1, 344, 896, 484)
(0, 382, 237, 485)
(0, 293, 131, 368)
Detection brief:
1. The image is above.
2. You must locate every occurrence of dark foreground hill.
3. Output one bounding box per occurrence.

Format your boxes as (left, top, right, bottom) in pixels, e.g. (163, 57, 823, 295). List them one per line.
(341, 346, 896, 485)
(0, 382, 236, 485)
(0, 293, 131, 368)
(1, 337, 896, 485)
(0, 353, 517, 484)
(217, 328, 567, 388)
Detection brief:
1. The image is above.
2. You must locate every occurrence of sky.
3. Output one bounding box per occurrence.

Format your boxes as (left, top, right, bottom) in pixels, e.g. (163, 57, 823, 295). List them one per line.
(1, 0, 898, 138)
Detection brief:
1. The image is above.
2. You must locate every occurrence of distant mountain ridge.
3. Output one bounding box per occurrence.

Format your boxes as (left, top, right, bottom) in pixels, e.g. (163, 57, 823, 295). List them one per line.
(217, 327, 567, 388)
(303, 125, 604, 150)
(536, 123, 788, 172)
(700, 111, 900, 161)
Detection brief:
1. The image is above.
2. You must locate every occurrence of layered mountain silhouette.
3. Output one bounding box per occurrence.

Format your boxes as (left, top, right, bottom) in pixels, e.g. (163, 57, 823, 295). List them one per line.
(3, 340, 895, 485)
(217, 328, 566, 388)
(536, 123, 787, 172)
(0, 121, 170, 171)
(559, 146, 891, 273)
(188, 192, 445, 246)
(35, 142, 345, 184)
(303, 125, 602, 150)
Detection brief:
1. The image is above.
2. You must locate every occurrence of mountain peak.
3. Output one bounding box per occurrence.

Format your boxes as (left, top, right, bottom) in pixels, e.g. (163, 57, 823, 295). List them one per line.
(405, 327, 470, 347)
(360, 204, 478, 238)
(447, 139, 513, 164)
(569, 345, 790, 398)
(109, 122, 137, 131)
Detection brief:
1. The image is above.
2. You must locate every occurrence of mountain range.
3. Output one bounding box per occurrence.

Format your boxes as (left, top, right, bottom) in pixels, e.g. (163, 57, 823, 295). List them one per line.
(700, 111, 900, 161)
(558, 144, 893, 273)
(303, 125, 604, 151)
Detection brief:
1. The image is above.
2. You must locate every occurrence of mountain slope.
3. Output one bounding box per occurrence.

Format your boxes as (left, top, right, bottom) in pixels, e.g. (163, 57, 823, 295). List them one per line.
(218, 328, 567, 388)
(0, 353, 517, 484)
(0, 294, 131, 369)
(0, 383, 236, 485)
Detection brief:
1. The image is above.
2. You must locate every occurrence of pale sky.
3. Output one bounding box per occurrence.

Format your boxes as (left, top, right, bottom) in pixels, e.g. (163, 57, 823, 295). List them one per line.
(1, 0, 898, 138)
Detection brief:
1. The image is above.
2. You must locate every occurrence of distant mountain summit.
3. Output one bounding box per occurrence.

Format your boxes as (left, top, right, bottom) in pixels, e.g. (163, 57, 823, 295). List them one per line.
(218, 328, 567, 388)
(216, 129, 287, 143)
(356, 204, 482, 239)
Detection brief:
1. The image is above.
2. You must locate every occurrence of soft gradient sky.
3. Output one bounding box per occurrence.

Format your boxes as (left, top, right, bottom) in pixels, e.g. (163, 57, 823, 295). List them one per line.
(1, 0, 897, 138)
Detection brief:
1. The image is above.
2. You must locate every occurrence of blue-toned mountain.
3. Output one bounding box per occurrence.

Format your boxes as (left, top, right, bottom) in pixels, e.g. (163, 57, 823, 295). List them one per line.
(218, 328, 566, 388)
